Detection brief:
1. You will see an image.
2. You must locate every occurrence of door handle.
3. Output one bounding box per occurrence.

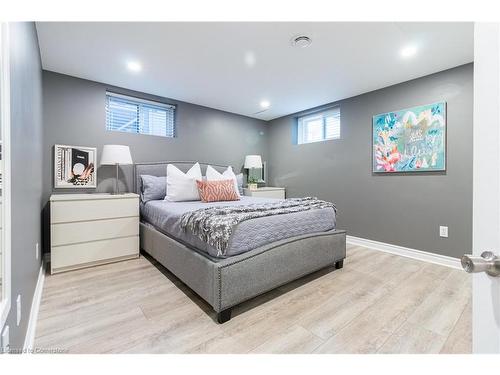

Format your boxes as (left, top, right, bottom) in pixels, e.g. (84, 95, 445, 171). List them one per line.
(461, 251, 500, 277)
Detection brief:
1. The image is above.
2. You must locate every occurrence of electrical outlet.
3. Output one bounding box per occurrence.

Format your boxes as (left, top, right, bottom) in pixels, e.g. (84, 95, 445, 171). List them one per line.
(16, 294, 21, 326)
(1, 325, 9, 354)
(439, 226, 449, 238)
(36, 242, 39, 260)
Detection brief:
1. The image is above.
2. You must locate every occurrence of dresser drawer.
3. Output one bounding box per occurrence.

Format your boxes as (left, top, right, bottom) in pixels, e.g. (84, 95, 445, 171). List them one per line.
(250, 190, 285, 199)
(51, 197, 139, 223)
(51, 236, 139, 273)
(51, 217, 139, 246)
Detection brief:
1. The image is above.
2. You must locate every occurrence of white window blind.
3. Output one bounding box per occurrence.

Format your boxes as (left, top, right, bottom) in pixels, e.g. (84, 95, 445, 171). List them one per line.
(106, 92, 175, 137)
(297, 106, 340, 144)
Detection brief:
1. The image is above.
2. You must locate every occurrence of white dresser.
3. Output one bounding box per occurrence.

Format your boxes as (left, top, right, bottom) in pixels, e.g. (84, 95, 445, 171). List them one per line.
(243, 187, 286, 199)
(50, 193, 140, 274)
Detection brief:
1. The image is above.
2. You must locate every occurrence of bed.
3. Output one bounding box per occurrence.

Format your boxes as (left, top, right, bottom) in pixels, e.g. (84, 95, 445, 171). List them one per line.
(134, 161, 346, 323)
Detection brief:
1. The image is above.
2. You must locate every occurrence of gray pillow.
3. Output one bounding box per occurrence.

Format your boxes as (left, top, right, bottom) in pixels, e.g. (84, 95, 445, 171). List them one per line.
(140, 175, 167, 203)
(236, 173, 244, 195)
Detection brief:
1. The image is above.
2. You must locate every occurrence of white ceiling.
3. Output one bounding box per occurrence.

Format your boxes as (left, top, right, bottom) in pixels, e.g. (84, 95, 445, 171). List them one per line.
(36, 22, 473, 121)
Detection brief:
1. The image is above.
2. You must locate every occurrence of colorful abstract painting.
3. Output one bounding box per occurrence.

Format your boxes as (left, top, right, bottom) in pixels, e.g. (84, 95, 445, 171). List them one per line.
(372, 102, 446, 173)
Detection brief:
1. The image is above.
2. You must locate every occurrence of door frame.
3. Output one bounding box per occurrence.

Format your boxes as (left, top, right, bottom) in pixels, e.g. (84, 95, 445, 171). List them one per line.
(0, 22, 11, 332)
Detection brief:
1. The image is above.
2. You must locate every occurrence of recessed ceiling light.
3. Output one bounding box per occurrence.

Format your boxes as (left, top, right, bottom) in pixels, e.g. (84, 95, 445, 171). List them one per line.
(291, 35, 312, 48)
(127, 61, 142, 72)
(260, 100, 271, 109)
(400, 45, 417, 58)
(244, 51, 256, 67)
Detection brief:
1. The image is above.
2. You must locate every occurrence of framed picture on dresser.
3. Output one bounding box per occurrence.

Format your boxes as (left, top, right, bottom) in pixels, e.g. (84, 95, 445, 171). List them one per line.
(54, 144, 97, 188)
(248, 160, 267, 183)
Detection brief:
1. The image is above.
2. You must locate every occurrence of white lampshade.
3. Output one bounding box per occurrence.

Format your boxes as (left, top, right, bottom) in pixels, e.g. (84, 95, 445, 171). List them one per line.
(100, 145, 133, 165)
(244, 155, 262, 169)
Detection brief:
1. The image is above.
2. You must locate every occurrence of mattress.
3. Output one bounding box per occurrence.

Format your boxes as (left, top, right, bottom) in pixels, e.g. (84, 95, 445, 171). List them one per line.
(141, 196, 336, 258)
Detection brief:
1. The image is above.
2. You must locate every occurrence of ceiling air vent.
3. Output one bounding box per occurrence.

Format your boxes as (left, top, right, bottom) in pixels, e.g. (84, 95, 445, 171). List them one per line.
(291, 35, 312, 48)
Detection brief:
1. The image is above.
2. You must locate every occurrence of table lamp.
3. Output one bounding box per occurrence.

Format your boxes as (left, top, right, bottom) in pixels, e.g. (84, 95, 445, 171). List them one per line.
(244, 154, 262, 189)
(100, 145, 133, 194)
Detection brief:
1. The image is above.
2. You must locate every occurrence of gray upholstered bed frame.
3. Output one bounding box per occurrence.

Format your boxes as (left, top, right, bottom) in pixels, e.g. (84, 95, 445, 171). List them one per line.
(134, 161, 346, 323)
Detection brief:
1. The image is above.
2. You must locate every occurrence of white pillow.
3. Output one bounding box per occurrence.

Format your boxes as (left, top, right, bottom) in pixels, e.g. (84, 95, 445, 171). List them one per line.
(165, 163, 202, 202)
(206, 165, 240, 197)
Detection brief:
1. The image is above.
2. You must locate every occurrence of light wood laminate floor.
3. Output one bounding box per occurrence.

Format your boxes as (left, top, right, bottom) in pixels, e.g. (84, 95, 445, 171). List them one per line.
(34, 244, 471, 354)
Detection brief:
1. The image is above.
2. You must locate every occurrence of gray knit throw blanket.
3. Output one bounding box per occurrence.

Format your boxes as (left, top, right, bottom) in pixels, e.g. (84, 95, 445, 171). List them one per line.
(180, 197, 337, 257)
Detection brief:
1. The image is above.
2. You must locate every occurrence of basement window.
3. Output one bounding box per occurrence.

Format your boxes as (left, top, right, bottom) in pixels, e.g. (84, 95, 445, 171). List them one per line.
(296, 106, 341, 144)
(106, 92, 176, 137)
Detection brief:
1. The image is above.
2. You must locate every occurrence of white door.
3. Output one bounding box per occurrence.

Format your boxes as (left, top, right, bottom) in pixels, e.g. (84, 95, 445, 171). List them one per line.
(472, 22, 500, 353)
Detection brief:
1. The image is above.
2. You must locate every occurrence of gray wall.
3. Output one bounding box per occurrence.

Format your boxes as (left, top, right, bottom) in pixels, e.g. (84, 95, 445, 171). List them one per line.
(5, 22, 44, 349)
(268, 64, 473, 259)
(42, 64, 473, 260)
(42, 71, 269, 200)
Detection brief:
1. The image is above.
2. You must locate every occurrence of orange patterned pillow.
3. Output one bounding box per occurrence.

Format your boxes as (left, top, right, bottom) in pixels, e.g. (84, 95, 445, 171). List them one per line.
(196, 179, 240, 203)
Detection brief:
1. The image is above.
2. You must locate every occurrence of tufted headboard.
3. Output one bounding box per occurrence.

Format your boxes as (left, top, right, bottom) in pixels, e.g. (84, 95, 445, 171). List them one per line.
(133, 161, 233, 194)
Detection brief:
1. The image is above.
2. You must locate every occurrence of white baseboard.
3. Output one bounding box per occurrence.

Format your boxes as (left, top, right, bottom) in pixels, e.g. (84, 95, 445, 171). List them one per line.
(23, 259, 45, 352)
(346, 235, 462, 270)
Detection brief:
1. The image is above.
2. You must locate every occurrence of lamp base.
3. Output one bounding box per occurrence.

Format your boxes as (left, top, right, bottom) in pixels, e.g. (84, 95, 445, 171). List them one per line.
(114, 164, 121, 195)
(110, 164, 129, 194)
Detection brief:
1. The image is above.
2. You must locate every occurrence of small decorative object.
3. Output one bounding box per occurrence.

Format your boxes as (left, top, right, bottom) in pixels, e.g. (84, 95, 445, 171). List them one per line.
(372, 102, 446, 173)
(247, 176, 258, 190)
(100, 145, 133, 194)
(54, 144, 97, 188)
(244, 154, 262, 189)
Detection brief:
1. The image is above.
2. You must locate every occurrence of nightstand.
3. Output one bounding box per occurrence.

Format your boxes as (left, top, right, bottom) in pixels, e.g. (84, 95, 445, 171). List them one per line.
(243, 187, 286, 199)
(49, 193, 140, 274)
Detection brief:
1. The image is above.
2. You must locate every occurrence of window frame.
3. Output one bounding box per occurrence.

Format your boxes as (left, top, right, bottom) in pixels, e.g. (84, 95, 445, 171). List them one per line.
(296, 106, 341, 145)
(105, 91, 177, 138)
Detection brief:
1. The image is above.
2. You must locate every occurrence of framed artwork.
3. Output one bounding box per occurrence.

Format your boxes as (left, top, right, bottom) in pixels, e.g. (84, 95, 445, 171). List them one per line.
(54, 144, 97, 188)
(248, 160, 267, 183)
(372, 102, 446, 173)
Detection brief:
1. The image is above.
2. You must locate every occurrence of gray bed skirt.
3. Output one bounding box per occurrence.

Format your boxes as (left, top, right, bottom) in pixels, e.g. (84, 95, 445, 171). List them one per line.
(140, 222, 346, 320)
